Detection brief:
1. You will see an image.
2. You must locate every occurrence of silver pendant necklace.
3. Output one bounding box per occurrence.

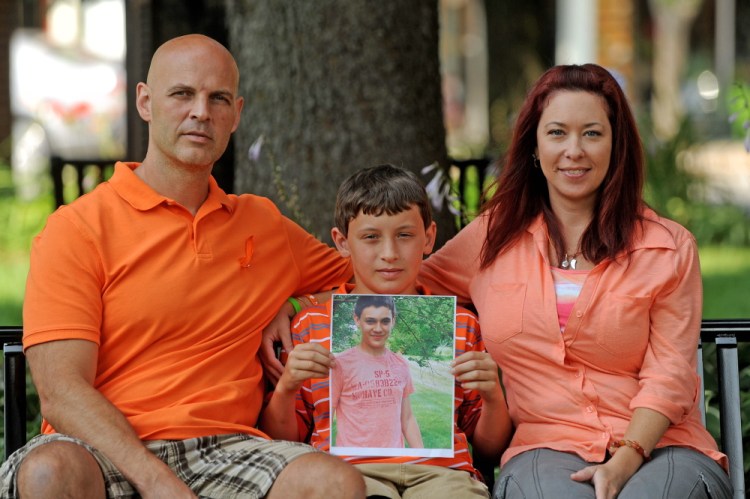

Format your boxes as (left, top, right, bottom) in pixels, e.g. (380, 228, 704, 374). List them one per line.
(561, 252, 580, 270)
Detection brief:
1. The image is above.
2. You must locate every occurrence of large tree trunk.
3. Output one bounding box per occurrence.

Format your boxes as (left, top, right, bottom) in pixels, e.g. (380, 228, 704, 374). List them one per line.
(486, 0, 555, 156)
(227, 1, 454, 246)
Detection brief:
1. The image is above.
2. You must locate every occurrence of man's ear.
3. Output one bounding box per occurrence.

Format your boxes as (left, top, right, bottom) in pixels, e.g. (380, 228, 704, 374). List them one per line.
(331, 227, 351, 258)
(231, 96, 244, 133)
(135, 82, 152, 123)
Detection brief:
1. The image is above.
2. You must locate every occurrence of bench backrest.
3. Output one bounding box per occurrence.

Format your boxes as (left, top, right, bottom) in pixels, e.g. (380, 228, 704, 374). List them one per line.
(698, 319, 750, 499)
(1, 326, 25, 461)
(2, 321, 749, 497)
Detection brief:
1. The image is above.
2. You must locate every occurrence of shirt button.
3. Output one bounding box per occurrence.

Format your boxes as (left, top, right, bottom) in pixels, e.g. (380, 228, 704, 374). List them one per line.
(586, 406, 594, 413)
(602, 433, 608, 439)
(575, 371, 581, 378)
(575, 311, 583, 318)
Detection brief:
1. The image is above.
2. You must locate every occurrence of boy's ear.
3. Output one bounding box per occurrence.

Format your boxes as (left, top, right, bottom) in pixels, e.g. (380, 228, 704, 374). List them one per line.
(423, 221, 437, 255)
(331, 227, 351, 257)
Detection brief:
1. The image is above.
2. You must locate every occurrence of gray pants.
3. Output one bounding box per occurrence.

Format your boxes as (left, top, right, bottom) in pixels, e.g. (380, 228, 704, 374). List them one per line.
(493, 448, 732, 499)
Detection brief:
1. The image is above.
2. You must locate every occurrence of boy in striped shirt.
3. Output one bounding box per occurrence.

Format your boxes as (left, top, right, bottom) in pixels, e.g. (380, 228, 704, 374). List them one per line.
(261, 164, 511, 498)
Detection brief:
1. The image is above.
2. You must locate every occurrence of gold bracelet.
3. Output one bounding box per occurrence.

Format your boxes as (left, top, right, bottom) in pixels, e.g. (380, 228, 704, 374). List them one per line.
(608, 439, 651, 461)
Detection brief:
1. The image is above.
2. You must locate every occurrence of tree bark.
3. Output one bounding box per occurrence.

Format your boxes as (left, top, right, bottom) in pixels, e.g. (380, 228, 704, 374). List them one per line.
(227, 0, 453, 246)
(485, 0, 555, 156)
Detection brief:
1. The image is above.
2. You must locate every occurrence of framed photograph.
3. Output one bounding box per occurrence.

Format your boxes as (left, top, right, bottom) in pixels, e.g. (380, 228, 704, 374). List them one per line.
(329, 293, 456, 458)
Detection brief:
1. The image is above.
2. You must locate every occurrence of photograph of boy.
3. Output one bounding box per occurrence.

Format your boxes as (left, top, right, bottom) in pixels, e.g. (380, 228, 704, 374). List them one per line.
(260, 164, 511, 498)
(330, 294, 456, 457)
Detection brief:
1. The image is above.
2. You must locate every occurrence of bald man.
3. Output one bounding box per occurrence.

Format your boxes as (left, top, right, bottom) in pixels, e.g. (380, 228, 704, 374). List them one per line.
(0, 34, 362, 499)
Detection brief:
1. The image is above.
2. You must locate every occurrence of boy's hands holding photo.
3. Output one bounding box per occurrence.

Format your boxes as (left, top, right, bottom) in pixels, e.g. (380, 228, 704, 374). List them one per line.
(260, 343, 335, 441)
(451, 351, 502, 402)
(277, 343, 336, 395)
(452, 350, 511, 461)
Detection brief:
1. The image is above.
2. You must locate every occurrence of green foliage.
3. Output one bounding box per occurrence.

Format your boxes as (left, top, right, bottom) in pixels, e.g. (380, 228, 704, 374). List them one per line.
(331, 297, 360, 351)
(728, 82, 750, 152)
(422, 161, 495, 230)
(456, 165, 482, 222)
(0, 163, 53, 326)
(0, 160, 51, 457)
(388, 296, 455, 363)
(330, 295, 455, 366)
(643, 119, 750, 246)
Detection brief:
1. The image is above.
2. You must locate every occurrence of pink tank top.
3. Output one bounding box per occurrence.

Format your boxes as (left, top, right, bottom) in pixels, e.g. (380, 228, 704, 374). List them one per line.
(550, 267, 588, 332)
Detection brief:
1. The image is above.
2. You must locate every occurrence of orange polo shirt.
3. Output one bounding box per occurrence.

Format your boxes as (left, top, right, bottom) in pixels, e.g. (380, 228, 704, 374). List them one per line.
(419, 210, 727, 470)
(24, 162, 352, 441)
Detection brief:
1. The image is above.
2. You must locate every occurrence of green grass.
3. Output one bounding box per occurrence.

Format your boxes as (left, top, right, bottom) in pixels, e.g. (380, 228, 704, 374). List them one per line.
(0, 166, 53, 325)
(700, 245, 750, 318)
(410, 383, 454, 449)
(0, 257, 28, 325)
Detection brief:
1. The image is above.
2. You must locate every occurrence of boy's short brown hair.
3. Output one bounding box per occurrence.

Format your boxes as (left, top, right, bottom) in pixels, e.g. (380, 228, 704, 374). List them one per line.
(334, 164, 432, 237)
(354, 295, 397, 319)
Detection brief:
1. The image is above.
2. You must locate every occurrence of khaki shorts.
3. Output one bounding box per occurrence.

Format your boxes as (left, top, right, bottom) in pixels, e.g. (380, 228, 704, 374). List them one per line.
(355, 463, 489, 499)
(0, 433, 315, 498)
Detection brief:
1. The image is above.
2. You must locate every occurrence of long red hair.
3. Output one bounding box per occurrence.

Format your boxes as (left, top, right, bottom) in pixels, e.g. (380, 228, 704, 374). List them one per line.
(480, 64, 645, 270)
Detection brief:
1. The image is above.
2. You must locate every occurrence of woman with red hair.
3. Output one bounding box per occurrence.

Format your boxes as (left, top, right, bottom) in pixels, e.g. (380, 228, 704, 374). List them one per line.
(420, 64, 731, 498)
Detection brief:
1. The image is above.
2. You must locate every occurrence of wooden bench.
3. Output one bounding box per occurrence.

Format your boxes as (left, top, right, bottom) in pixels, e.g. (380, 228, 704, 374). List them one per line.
(3, 321, 749, 497)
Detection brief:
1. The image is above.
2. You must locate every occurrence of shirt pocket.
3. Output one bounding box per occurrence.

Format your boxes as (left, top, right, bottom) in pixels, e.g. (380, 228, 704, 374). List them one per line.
(480, 282, 527, 344)
(594, 291, 651, 359)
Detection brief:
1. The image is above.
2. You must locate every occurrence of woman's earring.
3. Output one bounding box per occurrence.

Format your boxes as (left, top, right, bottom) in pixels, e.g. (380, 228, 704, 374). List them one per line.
(532, 154, 541, 169)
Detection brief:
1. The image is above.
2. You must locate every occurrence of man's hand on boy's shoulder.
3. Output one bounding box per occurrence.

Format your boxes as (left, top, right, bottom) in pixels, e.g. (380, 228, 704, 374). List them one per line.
(260, 302, 297, 383)
(277, 343, 335, 395)
(451, 351, 503, 403)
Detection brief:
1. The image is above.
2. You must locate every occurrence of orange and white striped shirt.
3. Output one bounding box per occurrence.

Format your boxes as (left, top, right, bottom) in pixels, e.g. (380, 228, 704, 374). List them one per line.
(290, 283, 485, 479)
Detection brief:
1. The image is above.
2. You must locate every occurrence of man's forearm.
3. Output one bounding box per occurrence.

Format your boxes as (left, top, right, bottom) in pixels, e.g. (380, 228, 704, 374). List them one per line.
(259, 388, 303, 442)
(39, 378, 180, 493)
(27, 341, 187, 495)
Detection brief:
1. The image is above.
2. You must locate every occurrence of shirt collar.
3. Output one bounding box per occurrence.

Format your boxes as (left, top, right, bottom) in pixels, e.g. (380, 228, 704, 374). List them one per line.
(110, 162, 233, 213)
(527, 208, 678, 254)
